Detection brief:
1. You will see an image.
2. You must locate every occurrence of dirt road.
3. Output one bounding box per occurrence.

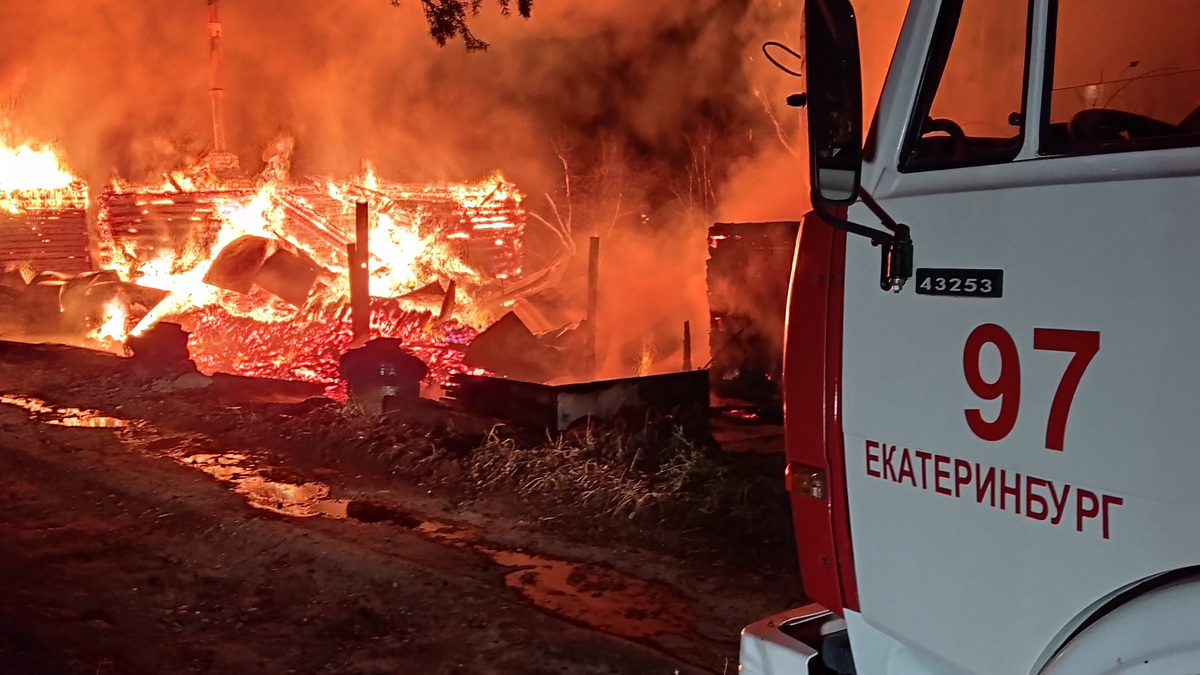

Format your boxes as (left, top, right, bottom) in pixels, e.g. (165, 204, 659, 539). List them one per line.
(0, 342, 800, 674)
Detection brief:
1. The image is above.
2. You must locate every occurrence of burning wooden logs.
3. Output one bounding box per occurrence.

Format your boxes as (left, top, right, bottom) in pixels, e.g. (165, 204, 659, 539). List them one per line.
(0, 185, 90, 275)
(95, 188, 246, 271)
(3, 164, 531, 390)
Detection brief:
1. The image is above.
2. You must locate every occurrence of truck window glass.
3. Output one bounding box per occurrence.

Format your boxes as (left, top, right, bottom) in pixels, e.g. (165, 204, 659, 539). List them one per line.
(1043, 0, 1200, 154)
(901, 0, 1029, 171)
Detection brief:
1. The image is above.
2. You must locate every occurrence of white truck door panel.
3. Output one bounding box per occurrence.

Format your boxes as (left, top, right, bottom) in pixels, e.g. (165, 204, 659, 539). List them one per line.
(841, 160, 1200, 673)
(831, 0, 1200, 668)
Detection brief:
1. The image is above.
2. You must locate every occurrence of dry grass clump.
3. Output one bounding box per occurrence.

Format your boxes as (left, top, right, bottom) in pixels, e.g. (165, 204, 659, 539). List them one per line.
(466, 415, 789, 542)
(168, 395, 790, 548)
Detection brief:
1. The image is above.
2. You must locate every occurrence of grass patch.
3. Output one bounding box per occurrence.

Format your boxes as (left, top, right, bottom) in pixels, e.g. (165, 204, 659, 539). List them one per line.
(111, 386, 792, 559)
(466, 415, 790, 547)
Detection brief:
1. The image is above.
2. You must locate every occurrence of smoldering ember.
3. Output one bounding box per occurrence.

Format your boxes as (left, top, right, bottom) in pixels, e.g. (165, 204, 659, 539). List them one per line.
(0, 0, 886, 672)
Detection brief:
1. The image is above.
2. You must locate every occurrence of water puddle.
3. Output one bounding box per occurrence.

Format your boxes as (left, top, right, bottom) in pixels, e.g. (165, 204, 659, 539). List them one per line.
(1, 394, 130, 428)
(484, 549, 697, 639)
(166, 447, 700, 643)
(293, 498, 428, 528)
(48, 414, 128, 428)
(414, 519, 483, 545)
(1, 393, 710, 656)
(0, 395, 55, 414)
(180, 453, 331, 518)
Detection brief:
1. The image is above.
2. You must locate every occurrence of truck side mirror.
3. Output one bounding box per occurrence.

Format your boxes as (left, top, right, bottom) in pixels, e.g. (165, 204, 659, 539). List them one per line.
(805, 0, 864, 206)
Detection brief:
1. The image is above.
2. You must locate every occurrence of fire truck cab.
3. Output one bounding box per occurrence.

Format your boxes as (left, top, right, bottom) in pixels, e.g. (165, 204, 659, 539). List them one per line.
(741, 0, 1200, 673)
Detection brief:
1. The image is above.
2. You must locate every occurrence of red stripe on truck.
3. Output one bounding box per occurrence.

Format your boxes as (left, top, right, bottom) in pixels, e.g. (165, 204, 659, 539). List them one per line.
(783, 210, 858, 613)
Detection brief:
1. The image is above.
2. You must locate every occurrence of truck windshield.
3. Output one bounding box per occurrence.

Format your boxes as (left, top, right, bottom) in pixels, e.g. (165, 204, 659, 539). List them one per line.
(1042, 0, 1200, 153)
(901, 0, 1031, 171)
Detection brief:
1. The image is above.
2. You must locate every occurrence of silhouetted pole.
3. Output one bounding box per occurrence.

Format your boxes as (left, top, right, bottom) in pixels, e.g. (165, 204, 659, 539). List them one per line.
(683, 320, 692, 371)
(586, 236, 600, 380)
(350, 201, 371, 344)
(356, 201, 370, 250)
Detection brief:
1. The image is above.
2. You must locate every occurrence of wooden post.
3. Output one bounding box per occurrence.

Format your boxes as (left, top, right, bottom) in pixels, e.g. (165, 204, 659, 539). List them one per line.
(349, 200, 371, 344)
(355, 201, 370, 254)
(586, 236, 600, 379)
(683, 320, 692, 371)
(347, 244, 366, 344)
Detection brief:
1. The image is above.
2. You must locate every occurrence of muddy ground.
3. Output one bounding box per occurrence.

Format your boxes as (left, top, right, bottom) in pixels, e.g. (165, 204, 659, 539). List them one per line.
(0, 340, 802, 674)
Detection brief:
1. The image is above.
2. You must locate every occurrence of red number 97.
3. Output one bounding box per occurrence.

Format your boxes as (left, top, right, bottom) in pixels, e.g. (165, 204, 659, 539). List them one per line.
(963, 324, 1020, 442)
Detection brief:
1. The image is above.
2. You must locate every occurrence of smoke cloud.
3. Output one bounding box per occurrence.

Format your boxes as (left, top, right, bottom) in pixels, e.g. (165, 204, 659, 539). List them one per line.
(0, 0, 905, 379)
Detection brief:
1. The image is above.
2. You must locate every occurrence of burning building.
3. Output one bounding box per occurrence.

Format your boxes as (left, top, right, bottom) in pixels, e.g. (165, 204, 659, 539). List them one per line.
(0, 0, 735, 410)
(0, 0, 540, 392)
(92, 159, 529, 390)
(0, 141, 90, 275)
(0, 120, 533, 393)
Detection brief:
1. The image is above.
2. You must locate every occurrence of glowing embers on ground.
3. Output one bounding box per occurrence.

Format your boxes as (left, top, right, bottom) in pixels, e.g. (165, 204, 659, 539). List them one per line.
(183, 296, 478, 388)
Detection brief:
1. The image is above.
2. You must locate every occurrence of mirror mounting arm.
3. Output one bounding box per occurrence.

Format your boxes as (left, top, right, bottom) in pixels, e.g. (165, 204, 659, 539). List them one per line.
(811, 190, 913, 293)
(800, 0, 911, 292)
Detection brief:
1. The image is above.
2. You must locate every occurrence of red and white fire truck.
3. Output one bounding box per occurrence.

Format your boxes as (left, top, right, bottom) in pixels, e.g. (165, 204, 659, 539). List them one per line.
(740, 0, 1200, 673)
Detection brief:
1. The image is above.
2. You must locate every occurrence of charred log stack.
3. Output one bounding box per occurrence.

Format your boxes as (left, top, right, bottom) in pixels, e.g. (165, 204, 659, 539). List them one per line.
(248, 179, 526, 281)
(95, 176, 526, 292)
(95, 187, 254, 272)
(0, 184, 91, 275)
(370, 180, 525, 280)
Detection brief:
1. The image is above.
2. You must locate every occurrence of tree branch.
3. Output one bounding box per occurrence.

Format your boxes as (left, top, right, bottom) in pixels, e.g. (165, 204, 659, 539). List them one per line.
(392, 0, 532, 51)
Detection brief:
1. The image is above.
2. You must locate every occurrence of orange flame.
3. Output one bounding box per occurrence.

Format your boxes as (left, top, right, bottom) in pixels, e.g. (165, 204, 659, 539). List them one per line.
(0, 132, 87, 214)
(86, 150, 523, 388)
(94, 298, 129, 343)
(1, 129, 521, 388)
